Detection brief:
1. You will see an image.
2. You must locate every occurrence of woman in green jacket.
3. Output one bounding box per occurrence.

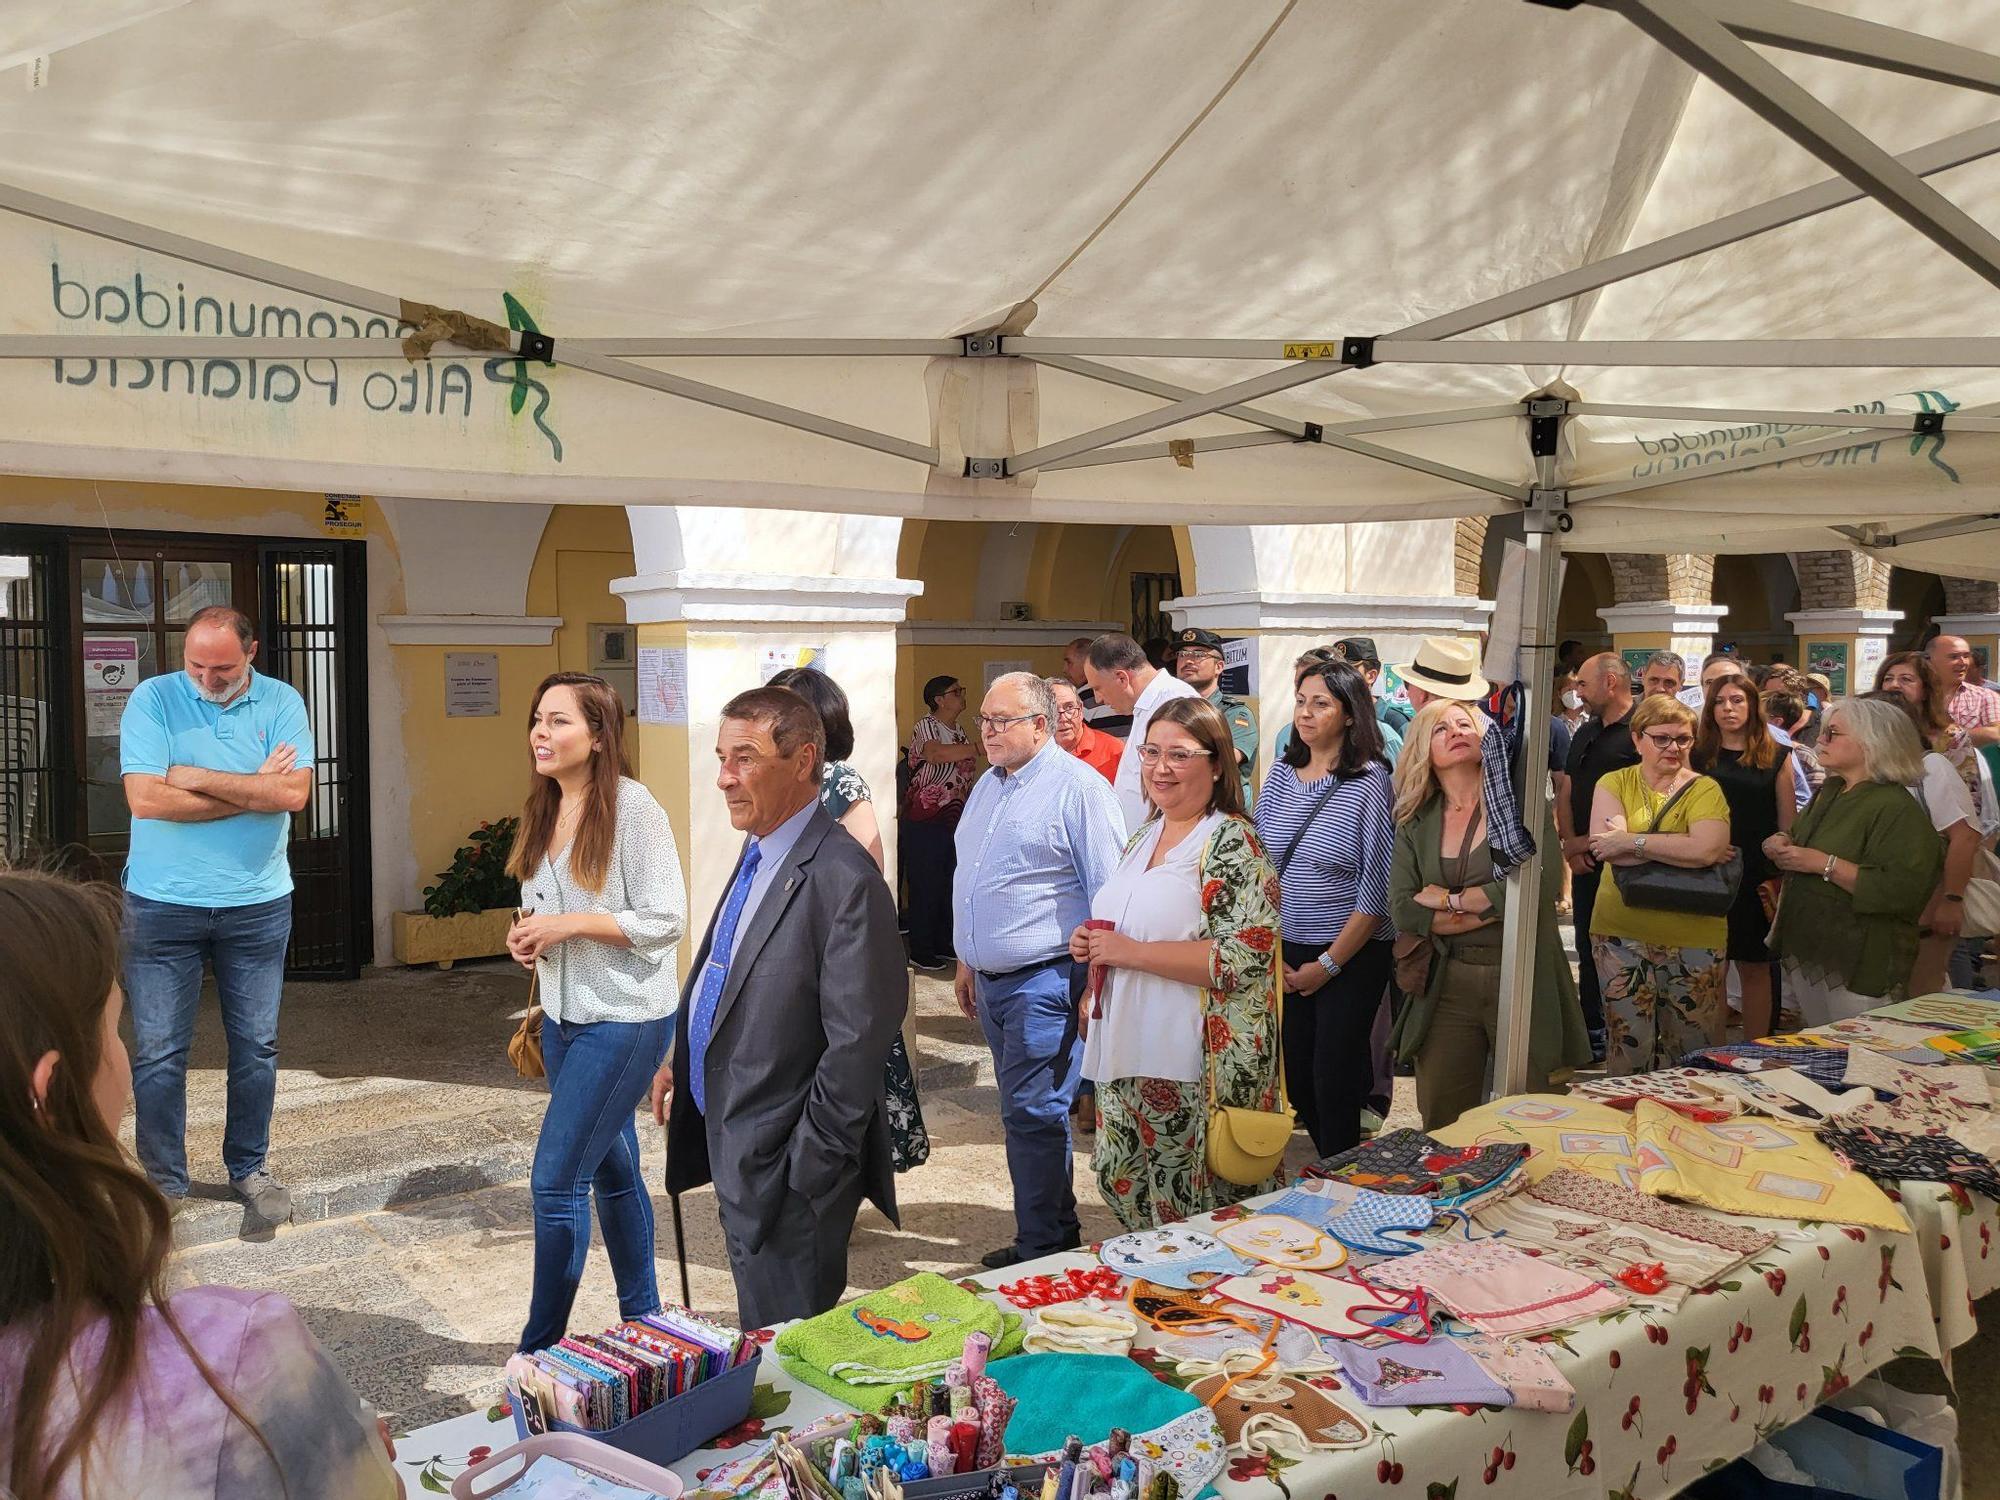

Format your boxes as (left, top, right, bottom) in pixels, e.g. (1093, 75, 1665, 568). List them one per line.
(1388, 699, 1592, 1128)
(1765, 697, 1944, 1023)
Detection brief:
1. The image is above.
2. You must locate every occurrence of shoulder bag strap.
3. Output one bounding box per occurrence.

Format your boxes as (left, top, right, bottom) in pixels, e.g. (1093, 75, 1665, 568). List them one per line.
(1274, 774, 1346, 878)
(1200, 820, 1289, 1118)
(1638, 775, 1700, 835)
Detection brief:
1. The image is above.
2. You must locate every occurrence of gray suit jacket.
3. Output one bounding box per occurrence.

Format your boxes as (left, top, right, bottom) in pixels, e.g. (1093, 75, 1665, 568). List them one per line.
(664, 804, 904, 1250)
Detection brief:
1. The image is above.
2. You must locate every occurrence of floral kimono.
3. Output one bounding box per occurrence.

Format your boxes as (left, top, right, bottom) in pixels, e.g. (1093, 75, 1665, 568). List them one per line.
(1094, 813, 1284, 1229)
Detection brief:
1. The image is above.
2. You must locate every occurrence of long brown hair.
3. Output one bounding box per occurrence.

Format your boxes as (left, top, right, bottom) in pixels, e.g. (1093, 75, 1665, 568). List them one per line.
(1695, 674, 1778, 771)
(507, 673, 632, 893)
(0, 872, 277, 1499)
(1874, 650, 1952, 748)
(1143, 697, 1247, 820)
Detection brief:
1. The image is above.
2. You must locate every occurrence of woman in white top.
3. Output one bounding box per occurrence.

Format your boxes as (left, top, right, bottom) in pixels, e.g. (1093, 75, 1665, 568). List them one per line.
(505, 673, 687, 1353)
(1071, 697, 1282, 1231)
(1865, 691, 1980, 997)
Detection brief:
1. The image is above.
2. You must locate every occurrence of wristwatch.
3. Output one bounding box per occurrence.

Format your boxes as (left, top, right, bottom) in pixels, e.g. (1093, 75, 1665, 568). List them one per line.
(1633, 834, 1649, 855)
(1316, 951, 1342, 978)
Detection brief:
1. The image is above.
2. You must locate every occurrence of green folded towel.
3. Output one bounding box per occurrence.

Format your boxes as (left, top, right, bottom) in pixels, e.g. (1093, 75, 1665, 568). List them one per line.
(775, 1273, 1023, 1412)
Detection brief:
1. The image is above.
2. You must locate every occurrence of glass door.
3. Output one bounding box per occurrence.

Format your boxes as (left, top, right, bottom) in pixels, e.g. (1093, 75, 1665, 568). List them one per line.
(0, 544, 59, 862)
(73, 544, 256, 878)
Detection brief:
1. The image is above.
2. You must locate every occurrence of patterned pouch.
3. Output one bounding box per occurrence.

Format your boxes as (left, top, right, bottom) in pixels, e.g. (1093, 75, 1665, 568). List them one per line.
(1455, 1332, 1576, 1413)
(1569, 1067, 1742, 1120)
(1332, 1336, 1512, 1408)
(1820, 1120, 2000, 1200)
(1304, 1129, 1527, 1203)
(1100, 1226, 1256, 1289)
(1326, 1189, 1436, 1255)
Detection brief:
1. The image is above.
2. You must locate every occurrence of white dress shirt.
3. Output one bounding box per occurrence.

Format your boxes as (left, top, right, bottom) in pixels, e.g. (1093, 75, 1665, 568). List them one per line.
(1112, 670, 1201, 833)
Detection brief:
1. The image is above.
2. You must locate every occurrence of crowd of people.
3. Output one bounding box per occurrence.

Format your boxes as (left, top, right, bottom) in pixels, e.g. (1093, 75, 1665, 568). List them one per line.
(5, 607, 1997, 1498)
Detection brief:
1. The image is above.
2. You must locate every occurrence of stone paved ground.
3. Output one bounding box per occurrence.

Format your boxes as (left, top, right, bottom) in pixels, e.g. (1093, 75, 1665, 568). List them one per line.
(156, 957, 1999, 1492)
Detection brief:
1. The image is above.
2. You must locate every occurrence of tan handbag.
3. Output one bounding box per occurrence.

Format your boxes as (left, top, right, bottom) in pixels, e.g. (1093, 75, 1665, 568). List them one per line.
(507, 912, 546, 1079)
(1206, 982, 1293, 1187)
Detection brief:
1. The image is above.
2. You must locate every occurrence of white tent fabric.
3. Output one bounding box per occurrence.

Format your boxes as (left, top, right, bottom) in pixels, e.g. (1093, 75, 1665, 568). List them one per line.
(0, 0, 1996, 545)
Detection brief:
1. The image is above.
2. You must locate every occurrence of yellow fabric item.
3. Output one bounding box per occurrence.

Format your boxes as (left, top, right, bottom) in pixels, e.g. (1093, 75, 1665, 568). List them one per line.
(1432, 1095, 1642, 1186)
(1627, 1100, 1910, 1233)
(1588, 768, 1731, 951)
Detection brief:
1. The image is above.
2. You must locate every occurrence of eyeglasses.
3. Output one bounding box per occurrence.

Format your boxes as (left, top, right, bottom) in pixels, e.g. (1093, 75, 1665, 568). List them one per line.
(1818, 726, 1845, 743)
(1642, 732, 1694, 750)
(1053, 703, 1084, 719)
(1136, 745, 1215, 768)
(977, 712, 1043, 732)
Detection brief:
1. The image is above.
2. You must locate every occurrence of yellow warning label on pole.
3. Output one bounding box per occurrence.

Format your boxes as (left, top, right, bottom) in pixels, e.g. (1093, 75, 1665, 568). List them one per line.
(321, 495, 365, 536)
(1282, 342, 1340, 360)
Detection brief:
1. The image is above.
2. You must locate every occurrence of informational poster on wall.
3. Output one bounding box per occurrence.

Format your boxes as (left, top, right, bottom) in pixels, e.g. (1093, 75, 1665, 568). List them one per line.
(443, 652, 500, 717)
(1220, 636, 1257, 697)
(320, 494, 364, 536)
(636, 645, 689, 725)
(758, 643, 827, 683)
(1620, 647, 1654, 680)
(1803, 640, 1850, 696)
(1854, 634, 1887, 696)
(984, 659, 1032, 688)
(83, 636, 139, 735)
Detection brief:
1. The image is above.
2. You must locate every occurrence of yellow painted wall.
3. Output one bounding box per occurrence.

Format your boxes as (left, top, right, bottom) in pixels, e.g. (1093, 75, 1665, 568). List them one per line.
(396, 503, 636, 891)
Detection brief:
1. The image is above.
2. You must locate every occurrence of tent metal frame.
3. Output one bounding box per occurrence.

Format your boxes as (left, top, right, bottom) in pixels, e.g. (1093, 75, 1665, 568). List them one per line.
(3, 0, 1999, 1100)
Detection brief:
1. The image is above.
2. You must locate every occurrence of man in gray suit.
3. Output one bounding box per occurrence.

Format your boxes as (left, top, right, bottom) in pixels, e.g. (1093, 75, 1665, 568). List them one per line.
(650, 685, 905, 1327)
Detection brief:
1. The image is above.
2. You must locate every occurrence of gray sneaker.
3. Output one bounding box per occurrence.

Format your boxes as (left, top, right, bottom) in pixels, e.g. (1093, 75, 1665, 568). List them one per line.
(231, 1171, 294, 1224)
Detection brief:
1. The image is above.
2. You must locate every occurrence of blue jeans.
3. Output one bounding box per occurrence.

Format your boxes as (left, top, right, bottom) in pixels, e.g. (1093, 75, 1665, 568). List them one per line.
(124, 892, 292, 1195)
(520, 1013, 671, 1353)
(974, 959, 1084, 1256)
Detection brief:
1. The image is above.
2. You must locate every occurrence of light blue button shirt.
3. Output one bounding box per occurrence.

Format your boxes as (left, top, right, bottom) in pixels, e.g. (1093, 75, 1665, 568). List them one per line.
(952, 738, 1127, 975)
(119, 669, 314, 907)
(732, 795, 819, 936)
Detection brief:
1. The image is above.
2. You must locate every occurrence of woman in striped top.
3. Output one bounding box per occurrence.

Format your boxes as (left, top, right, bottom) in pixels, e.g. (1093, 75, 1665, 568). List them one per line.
(1252, 657, 1396, 1156)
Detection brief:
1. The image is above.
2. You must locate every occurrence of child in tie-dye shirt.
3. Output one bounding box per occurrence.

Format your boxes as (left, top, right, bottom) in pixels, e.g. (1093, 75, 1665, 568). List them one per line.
(0, 1285, 399, 1499)
(0, 873, 398, 1500)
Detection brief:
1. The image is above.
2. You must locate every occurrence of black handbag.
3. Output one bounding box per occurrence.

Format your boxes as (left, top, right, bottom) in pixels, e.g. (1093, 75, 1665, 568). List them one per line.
(1610, 777, 1743, 917)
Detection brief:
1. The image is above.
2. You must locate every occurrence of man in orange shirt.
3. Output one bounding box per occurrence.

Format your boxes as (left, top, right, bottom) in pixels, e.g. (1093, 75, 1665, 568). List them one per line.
(1046, 677, 1120, 783)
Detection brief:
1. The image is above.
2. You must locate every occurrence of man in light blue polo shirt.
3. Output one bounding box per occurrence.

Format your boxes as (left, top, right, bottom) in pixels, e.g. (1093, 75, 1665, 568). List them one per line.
(120, 605, 313, 1223)
(951, 672, 1125, 1270)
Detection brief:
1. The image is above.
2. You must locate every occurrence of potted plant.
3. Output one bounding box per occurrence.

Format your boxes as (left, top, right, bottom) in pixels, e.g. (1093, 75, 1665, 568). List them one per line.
(391, 818, 524, 968)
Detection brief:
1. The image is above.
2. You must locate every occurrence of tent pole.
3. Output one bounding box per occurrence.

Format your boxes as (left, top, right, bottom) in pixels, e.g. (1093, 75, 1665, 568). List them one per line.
(1699, 0, 2000, 94)
(983, 115, 2000, 473)
(1369, 337, 2000, 367)
(1493, 412, 1567, 1100)
(1572, 401, 2000, 433)
(1613, 0, 2000, 293)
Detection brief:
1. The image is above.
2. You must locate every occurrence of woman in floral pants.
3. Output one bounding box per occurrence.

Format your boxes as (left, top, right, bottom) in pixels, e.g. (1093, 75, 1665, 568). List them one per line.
(1073, 698, 1283, 1230)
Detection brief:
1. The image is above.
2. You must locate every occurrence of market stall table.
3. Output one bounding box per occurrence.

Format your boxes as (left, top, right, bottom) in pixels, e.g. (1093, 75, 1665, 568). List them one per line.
(389, 1168, 1957, 1499)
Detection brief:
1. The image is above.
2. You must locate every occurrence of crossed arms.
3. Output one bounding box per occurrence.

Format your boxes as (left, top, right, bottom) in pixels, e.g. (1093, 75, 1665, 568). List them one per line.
(124, 743, 313, 822)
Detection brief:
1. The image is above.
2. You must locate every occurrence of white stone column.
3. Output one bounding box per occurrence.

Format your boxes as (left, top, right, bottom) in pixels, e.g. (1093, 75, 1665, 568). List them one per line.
(1784, 607, 1904, 697)
(613, 567, 922, 943)
(1597, 602, 1730, 677)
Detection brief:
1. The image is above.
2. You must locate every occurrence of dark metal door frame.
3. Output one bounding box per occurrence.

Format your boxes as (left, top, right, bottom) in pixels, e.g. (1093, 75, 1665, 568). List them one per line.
(0, 521, 371, 978)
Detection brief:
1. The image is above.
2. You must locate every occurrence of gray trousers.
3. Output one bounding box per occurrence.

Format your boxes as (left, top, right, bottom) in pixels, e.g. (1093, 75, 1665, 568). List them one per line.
(720, 1174, 866, 1329)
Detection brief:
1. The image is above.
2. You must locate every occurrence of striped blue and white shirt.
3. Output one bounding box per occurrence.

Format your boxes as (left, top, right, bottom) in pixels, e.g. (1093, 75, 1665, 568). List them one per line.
(1253, 759, 1397, 945)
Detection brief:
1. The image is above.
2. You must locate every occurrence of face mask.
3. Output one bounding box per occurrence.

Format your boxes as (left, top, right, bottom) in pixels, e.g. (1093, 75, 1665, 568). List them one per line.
(1562, 690, 1582, 711)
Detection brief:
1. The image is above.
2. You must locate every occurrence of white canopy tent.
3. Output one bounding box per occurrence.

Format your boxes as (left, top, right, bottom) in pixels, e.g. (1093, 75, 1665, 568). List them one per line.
(5, 0, 2000, 1088)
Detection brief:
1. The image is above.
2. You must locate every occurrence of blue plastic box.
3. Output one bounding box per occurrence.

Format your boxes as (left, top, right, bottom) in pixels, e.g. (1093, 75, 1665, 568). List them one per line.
(510, 1348, 761, 1468)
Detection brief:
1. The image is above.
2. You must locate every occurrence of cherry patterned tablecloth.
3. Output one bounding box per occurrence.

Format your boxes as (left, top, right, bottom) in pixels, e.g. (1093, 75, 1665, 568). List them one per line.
(391, 1182, 1962, 1500)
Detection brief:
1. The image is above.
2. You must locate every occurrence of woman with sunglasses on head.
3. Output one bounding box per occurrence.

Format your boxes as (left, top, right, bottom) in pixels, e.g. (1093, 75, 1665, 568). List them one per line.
(1388, 699, 1590, 1129)
(1252, 657, 1395, 1155)
(1074, 697, 1282, 1228)
(1691, 674, 1794, 1042)
(0, 871, 401, 1500)
(505, 672, 687, 1356)
(1585, 694, 1733, 1075)
(1763, 699, 1944, 1022)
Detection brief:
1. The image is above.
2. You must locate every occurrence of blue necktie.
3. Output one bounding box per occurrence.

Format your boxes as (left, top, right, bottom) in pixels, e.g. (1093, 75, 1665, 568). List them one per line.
(687, 841, 762, 1115)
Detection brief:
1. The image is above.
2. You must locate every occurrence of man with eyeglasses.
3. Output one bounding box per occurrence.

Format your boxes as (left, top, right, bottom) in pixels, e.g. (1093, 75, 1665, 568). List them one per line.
(1046, 676, 1121, 782)
(1174, 627, 1258, 801)
(951, 672, 1125, 1269)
